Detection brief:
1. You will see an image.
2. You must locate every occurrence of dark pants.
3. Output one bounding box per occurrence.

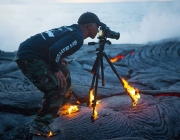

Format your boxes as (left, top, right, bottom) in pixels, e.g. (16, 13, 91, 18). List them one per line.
(16, 59, 72, 124)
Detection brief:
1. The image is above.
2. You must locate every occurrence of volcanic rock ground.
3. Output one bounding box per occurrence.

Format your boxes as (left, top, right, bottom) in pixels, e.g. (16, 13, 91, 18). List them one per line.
(0, 39, 180, 140)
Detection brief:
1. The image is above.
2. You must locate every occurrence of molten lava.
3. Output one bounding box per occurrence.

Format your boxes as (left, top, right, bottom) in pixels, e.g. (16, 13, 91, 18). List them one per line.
(110, 51, 135, 63)
(110, 54, 124, 63)
(122, 78, 140, 106)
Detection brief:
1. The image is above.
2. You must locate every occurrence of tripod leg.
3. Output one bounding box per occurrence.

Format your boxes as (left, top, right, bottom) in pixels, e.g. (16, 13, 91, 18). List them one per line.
(101, 57, 105, 86)
(103, 52, 124, 86)
(87, 71, 97, 107)
(87, 56, 100, 107)
(91, 61, 100, 122)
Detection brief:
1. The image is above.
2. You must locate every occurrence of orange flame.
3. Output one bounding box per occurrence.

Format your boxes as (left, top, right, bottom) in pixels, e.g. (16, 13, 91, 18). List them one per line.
(92, 106, 98, 121)
(48, 131, 53, 137)
(122, 78, 140, 106)
(37, 133, 41, 136)
(37, 131, 53, 137)
(89, 89, 101, 107)
(77, 101, 81, 104)
(89, 89, 101, 121)
(89, 89, 94, 107)
(68, 105, 79, 114)
(110, 54, 124, 63)
(58, 104, 80, 116)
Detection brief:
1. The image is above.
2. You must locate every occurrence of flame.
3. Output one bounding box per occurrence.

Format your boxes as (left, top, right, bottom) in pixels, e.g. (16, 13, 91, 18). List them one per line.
(89, 89, 101, 107)
(48, 131, 53, 137)
(37, 131, 53, 137)
(58, 104, 80, 116)
(68, 105, 79, 114)
(89, 89, 101, 121)
(122, 78, 140, 106)
(77, 101, 81, 104)
(89, 89, 94, 106)
(37, 133, 41, 136)
(110, 54, 124, 63)
(92, 106, 98, 121)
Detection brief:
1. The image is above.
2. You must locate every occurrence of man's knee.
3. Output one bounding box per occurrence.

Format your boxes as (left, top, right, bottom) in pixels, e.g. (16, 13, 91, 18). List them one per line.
(36, 70, 60, 92)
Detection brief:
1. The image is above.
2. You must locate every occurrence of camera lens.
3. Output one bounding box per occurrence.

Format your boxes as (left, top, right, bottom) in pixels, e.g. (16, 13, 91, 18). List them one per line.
(107, 31, 120, 40)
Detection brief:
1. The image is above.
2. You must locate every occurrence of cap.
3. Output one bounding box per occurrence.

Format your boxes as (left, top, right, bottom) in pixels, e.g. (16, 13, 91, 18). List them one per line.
(77, 12, 106, 27)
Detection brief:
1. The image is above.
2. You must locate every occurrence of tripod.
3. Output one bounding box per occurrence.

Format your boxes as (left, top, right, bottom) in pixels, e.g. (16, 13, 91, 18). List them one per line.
(87, 36, 125, 122)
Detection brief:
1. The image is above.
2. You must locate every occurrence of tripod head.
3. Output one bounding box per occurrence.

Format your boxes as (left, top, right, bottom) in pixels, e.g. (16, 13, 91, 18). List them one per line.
(88, 36, 112, 52)
(88, 25, 120, 50)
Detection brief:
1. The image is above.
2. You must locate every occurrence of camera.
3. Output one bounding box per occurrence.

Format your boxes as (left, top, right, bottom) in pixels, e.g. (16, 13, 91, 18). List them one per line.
(98, 26, 120, 40)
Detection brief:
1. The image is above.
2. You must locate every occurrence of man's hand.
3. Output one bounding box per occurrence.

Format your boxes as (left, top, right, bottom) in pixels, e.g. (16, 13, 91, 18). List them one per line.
(61, 59, 68, 66)
(54, 71, 67, 88)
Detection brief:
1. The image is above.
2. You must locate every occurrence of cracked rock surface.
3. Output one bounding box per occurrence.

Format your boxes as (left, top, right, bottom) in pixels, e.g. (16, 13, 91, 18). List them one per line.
(0, 39, 180, 140)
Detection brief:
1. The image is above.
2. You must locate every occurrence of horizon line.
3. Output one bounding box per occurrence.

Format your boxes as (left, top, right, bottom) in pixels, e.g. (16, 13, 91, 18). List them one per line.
(55, 0, 173, 3)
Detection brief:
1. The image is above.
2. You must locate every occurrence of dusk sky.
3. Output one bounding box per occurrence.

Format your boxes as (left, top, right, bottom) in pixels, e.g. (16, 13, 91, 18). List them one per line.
(0, 0, 174, 4)
(60, 0, 170, 2)
(0, 0, 179, 52)
(56, 0, 173, 2)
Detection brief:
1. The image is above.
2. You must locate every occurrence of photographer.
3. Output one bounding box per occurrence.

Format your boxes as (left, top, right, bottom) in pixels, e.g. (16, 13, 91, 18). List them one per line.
(14, 12, 105, 137)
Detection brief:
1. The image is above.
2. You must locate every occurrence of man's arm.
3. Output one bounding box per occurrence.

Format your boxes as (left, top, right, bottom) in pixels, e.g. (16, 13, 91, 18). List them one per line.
(49, 33, 83, 87)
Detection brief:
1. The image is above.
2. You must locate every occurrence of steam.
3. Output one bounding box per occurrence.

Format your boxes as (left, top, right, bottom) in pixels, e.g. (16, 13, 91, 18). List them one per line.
(120, 0, 180, 44)
(0, 2, 78, 52)
(0, 0, 179, 52)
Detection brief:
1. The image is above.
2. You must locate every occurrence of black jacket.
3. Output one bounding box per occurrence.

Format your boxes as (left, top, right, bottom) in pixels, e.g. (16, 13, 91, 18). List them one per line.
(15, 24, 84, 72)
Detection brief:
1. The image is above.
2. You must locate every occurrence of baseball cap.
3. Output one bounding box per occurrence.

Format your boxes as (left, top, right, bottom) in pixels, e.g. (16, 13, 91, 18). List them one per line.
(77, 12, 106, 28)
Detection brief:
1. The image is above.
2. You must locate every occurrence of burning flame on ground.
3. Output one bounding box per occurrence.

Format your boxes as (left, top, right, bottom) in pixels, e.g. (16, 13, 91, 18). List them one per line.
(48, 131, 53, 137)
(92, 106, 98, 121)
(37, 133, 41, 136)
(68, 105, 79, 114)
(37, 131, 53, 137)
(58, 104, 80, 116)
(77, 101, 81, 104)
(89, 89, 101, 121)
(122, 78, 140, 106)
(89, 89, 101, 107)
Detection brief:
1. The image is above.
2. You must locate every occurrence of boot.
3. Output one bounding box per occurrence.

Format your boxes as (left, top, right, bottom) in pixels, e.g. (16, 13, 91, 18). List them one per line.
(29, 121, 60, 137)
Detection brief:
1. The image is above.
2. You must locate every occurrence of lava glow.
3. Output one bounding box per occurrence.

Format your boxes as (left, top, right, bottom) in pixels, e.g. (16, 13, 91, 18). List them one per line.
(110, 51, 134, 63)
(110, 54, 124, 63)
(122, 78, 140, 106)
